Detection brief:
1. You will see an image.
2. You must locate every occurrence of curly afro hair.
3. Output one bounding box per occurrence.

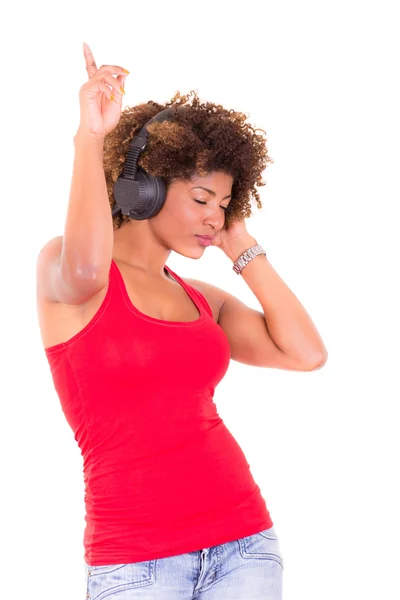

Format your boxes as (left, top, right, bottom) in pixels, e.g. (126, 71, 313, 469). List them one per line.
(103, 89, 274, 231)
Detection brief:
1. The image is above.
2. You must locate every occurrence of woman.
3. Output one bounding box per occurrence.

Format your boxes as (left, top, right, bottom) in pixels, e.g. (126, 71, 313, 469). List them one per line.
(36, 43, 327, 599)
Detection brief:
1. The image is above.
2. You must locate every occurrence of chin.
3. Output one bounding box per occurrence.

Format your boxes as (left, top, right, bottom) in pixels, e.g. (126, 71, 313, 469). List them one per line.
(174, 248, 205, 260)
(170, 241, 205, 259)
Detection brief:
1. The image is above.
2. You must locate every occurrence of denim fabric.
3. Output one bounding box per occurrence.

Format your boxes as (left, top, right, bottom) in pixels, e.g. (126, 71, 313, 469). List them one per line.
(84, 525, 284, 599)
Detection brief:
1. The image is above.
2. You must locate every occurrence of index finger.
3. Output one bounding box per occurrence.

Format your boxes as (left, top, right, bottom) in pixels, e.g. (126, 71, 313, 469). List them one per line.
(83, 42, 97, 79)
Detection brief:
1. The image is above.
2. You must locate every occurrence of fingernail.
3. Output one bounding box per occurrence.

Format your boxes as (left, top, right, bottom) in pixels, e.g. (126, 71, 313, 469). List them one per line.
(123, 69, 130, 74)
(120, 86, 125, 94)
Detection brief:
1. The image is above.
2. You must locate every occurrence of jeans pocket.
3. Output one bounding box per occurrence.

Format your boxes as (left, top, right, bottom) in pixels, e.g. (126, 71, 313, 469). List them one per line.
(86, 560, 156, 599)
(238, 526, 284, 569)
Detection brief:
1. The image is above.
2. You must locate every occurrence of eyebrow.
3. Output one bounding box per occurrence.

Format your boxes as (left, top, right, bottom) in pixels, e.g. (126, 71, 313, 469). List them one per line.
(190, 186, 232, 199)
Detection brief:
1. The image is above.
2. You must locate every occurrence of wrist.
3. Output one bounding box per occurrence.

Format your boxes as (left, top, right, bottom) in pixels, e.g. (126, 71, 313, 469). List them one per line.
(224, 235, 258, 263)
(74, 129, 105, 146)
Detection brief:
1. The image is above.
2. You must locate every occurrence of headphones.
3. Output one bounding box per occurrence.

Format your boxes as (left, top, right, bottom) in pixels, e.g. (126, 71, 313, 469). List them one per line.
(112, 105, 185, 221)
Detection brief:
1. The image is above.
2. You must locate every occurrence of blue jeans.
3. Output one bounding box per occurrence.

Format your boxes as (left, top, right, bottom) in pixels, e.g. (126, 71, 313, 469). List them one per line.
(84, 525, 284, 599)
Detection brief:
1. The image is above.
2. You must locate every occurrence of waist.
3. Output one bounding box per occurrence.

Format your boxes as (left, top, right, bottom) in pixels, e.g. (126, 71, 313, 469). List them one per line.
(85, 421, 258, 523)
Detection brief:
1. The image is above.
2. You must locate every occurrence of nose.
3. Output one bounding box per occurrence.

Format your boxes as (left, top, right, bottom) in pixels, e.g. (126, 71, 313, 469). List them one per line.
(202, 204, 226, 231)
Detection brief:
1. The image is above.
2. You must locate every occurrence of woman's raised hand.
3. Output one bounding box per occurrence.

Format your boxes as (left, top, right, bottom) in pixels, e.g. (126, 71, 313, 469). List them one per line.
(77, 42, 129, 138)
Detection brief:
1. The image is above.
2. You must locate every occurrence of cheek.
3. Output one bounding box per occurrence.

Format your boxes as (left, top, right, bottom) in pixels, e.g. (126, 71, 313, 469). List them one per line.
(179, 205, 198, 222)
(162, 201, 197, 226)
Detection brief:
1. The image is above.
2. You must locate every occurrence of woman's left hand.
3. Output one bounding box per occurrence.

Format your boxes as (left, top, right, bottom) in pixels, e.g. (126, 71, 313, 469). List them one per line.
(211, 217, 258, 261)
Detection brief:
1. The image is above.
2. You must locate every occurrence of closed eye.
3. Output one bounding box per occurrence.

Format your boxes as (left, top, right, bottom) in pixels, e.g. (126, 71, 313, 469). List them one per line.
(194, 199, 229, 211)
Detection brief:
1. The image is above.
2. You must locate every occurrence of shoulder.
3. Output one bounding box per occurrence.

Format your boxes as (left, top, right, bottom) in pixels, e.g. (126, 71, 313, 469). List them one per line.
(181, 277, 228, 323)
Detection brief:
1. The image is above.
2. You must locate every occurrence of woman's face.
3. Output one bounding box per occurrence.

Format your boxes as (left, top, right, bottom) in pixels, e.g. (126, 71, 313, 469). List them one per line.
(149, 170, 234, 258)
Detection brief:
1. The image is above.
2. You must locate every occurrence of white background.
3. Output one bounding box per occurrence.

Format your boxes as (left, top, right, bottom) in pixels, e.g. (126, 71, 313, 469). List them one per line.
(1, 0, 399, 598)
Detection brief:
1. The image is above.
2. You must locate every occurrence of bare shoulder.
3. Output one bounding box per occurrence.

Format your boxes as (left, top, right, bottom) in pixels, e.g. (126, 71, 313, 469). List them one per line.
(181, 277, 228, 323)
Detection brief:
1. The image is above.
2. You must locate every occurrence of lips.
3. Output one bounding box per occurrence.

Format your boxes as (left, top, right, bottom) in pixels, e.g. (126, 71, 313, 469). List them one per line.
(195, 235, 213, 247)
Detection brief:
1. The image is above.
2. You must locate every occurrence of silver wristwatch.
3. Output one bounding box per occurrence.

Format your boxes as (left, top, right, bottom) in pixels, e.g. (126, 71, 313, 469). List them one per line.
(232, 244, 267, 275)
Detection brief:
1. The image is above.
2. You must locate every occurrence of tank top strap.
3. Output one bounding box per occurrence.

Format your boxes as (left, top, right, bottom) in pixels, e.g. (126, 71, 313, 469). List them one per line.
(165, 266, 214, 320)
(109, 259, 127, 306)
(188, 285, 214, 320)
(109, 259, 142, 313)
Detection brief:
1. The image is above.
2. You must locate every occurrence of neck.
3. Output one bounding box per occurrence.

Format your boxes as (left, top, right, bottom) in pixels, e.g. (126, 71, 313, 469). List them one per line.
(112, 220, 171, 279)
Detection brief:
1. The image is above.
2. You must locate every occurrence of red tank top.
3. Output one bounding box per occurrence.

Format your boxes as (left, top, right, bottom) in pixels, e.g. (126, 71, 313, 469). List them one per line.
(44, 259, 273, 565)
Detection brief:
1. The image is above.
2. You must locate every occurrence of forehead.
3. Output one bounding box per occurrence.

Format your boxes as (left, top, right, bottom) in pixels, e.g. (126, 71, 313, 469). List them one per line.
(187, 171, 234, 188)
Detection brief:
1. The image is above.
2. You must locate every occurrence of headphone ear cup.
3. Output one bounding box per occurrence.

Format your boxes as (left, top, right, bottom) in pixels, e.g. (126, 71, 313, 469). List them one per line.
(113, 166, 167, 220)
(113, 106, 181, 221)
